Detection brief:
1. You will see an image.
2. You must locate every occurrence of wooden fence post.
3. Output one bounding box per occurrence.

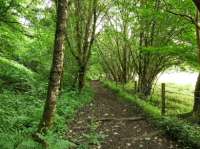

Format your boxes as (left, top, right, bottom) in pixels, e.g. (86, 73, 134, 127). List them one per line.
(161, 83, 166, 115)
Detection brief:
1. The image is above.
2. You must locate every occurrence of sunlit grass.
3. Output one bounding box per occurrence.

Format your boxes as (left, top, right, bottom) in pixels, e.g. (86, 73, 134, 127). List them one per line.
(122, 82, 194, 115)
(150, 83, 194, 115)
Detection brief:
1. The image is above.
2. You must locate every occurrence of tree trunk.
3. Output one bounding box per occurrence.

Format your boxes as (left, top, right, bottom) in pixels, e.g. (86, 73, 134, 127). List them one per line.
(122, 22, 128, 84)
(193, 0, 200, 12)
(193, 73, 200, 121)
(37, 0, 68, 133)
(59, 66, 64, 92)
(78, 65, 86, 92)
(193, 9, 200, 121)
(138, 75, 153, 97)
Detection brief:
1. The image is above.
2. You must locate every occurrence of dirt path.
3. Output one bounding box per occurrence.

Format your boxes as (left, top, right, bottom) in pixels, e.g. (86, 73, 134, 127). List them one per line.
(67, 81, 180, 149)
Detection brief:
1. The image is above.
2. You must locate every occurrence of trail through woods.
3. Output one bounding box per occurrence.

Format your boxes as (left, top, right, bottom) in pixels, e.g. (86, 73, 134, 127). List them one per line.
(67, 81, 182, 149)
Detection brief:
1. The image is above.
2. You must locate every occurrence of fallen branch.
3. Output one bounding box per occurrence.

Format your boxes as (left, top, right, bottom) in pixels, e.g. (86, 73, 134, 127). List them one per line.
(90, 116, 144, 121)
(73, 126, 90, 130)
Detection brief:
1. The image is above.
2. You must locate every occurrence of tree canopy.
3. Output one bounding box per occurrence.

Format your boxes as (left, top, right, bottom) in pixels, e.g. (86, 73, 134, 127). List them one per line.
(1, 0, 200, 148)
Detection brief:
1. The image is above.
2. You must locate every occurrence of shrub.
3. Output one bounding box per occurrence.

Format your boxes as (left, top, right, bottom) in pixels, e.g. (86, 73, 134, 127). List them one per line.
(0, 57, 37, 92)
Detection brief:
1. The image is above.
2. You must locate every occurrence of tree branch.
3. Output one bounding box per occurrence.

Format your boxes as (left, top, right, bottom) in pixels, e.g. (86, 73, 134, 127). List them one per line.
(166, 9, 200, 29)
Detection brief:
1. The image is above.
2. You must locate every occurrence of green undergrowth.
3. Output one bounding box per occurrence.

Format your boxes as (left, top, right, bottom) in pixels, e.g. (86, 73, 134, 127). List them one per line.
(76, 121, 106, 149)
(103, 81, 200, 149)
(0, 81, 94, 149)
(0, 57, 95, 149)
(0, 57, 38, 92)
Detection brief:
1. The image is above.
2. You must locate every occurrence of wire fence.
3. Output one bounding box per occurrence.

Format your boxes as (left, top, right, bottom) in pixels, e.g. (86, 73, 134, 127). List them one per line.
(156, 83, 194, 115)
(121, 81, 195, 115)
(157, 86, 194, 96)
(163, 90, 194, 97)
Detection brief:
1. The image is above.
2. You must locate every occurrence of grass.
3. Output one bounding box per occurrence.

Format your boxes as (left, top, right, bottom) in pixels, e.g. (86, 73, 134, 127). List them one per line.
(0, 56, 38, 92)
(0, 56, 36, 77)
(124, 82, 194, 115)
(150, 83, 194, 115)
(103, 80, 200, 149)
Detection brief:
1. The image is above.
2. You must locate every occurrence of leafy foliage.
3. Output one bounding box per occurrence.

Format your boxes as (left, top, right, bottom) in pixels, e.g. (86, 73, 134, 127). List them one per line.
(0, 71, 93, 148)
(0, 0, 200, 148)
(0, 56, 37, 92)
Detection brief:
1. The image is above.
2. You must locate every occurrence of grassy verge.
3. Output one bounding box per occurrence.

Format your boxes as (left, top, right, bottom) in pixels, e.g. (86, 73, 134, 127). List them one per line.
(0, 81, 94, 149)
(103, 81, 200, 149)
(150, 83, 193, 115)
(123, 82, 194, 115)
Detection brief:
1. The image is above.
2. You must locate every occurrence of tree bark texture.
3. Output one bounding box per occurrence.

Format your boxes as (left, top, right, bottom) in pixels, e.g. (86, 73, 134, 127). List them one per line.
(193, 73, 200, 120)
(193, 9, 200, 121)
(37, 0, 68, 133)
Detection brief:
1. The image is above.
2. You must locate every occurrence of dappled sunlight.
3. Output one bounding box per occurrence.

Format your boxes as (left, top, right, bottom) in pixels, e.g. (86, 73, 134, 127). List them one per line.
(1, 0, 200, 148)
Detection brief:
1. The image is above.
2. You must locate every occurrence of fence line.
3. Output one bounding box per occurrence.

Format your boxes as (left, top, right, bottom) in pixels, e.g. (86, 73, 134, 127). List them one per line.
(160, 83, 194, 115)
(165, 90, 194, 97)
(161, 83, 166, 115)
(132, 82, 194, 115)
(157, 84, 194, 91)
(156, 86, 194, 97)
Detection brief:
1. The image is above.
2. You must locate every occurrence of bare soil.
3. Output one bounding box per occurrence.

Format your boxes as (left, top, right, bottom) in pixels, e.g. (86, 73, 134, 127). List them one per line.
(67, 81, 181, 149)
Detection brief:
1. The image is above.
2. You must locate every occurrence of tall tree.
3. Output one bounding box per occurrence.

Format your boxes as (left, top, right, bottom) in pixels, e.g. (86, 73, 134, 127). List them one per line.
(66, 0, 98, 91)
(37, 0, 68, 134)
(97, 27, 136, 83)
(134, 0, 193, 97)
(193, 9, 200, 121)
(97, 1, 136, 84)
(164, 0, 200, 121)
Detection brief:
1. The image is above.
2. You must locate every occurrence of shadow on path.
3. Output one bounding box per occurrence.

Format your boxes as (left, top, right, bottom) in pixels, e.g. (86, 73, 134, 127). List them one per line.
(67, 81, 180, 149)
